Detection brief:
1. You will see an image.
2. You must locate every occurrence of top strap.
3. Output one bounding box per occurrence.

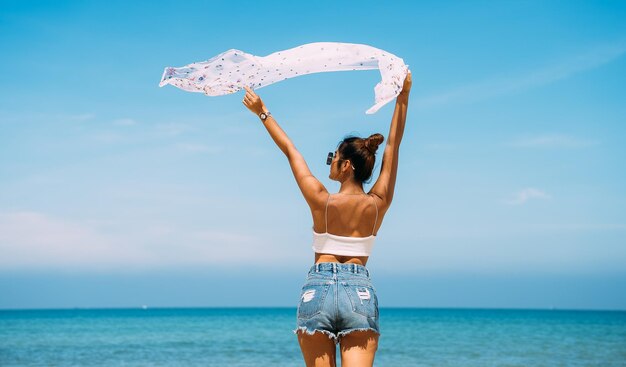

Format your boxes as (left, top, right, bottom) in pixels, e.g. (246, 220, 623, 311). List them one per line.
(371, 195, 379, 236)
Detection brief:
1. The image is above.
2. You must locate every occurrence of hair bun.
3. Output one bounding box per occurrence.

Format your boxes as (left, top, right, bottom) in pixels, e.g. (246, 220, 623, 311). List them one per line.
(364, 133, 384, 154)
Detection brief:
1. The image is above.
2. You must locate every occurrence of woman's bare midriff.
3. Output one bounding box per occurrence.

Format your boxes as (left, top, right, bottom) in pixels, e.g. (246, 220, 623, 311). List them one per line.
(315, 252, 368, 266)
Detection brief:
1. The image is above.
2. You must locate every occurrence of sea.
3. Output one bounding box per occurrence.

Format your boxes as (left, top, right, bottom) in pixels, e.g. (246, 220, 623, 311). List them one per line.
(1, 307, 625, 366)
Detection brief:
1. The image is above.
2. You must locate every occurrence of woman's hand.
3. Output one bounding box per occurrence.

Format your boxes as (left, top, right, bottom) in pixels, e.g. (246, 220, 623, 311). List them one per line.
(400, 71, 412, 96)
(242, 86, 268, 115)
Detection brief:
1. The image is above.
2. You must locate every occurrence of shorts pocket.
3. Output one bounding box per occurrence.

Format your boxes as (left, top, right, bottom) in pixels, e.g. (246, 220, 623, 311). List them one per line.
(342, 282, 378, 318)
(297, 283, 330, 319)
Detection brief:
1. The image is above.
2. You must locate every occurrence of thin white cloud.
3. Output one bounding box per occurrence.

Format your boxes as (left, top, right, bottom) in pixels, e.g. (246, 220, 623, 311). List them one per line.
(0, 112, 97, 123)
(0, 211, 137, 268)
(416, 41, 626, 108)
(0, 211, 285, 271)
(503, 188, 552, 205)
(507, 134, 599, 148)
(67, 113, 96, 121)
(155, 122, 194, 136)
(91, 131, 128, 144)
(527, 223, 626, 231)
(176, 143, 223, 153)
(112, 118, 138, 126)
(421, 142, 456, 151)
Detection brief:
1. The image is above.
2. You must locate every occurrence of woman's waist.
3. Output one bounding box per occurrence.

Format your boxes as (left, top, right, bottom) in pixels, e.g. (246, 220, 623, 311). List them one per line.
(315, 253, 368, 267)
(308, 262, 371, 278)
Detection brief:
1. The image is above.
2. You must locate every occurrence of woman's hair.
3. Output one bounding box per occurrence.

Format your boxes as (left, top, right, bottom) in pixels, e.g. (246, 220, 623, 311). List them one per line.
(337, 133, 385, 184)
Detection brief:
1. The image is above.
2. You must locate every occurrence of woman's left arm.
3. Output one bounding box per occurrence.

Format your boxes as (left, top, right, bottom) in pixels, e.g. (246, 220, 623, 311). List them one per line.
(242, 87, 328, 208)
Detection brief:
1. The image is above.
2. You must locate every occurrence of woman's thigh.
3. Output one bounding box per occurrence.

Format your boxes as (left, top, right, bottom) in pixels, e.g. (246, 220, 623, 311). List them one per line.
(297, 330, 337, 367)
(339, 330, 379, 367)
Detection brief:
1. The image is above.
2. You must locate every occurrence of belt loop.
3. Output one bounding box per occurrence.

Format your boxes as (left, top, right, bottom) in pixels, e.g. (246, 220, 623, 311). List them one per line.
(315, 263, 319, 272)
(332, 263, 336, 273)
(352, 263, 357, 273)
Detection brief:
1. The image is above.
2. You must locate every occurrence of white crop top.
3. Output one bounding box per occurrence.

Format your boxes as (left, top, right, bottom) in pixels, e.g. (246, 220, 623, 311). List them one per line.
(312, 194, 378, 257)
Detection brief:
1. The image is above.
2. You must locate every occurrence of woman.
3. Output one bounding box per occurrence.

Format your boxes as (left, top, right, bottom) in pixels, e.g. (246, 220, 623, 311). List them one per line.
(242, 71, 411, 367)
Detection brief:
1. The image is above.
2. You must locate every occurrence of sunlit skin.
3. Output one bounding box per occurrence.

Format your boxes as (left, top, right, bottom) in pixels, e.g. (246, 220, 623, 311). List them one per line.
(315, 149, 375, 267)
(243, 71, 411, 367)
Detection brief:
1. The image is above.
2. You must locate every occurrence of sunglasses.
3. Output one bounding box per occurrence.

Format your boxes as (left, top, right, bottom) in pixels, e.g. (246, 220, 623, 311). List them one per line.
(326, 152, 335, 165)
(326, 151, 355, 170)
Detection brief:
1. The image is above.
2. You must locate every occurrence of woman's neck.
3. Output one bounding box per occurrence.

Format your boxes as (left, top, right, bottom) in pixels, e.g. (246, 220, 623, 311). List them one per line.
(338, 180, 365, 195)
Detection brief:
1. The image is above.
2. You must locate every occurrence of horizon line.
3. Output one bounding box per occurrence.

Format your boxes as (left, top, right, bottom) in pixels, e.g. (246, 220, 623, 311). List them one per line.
(1, 305, 624, 312)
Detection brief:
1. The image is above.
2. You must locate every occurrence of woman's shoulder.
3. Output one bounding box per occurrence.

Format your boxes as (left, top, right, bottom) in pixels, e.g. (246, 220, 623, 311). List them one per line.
(366, 191, 389, 213)
(307, 188, 330, 212)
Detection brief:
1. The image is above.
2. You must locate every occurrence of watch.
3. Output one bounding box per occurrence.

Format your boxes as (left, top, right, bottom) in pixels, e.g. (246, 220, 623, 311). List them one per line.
(259, 111, 271, 121)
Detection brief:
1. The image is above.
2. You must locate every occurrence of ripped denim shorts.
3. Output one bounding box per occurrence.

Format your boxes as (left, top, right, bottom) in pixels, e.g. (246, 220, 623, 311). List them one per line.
(293, 262, 380, 344)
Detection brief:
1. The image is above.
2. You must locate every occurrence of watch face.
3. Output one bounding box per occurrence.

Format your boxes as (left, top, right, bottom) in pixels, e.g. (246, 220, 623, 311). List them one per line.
(260, 113, 267, 120)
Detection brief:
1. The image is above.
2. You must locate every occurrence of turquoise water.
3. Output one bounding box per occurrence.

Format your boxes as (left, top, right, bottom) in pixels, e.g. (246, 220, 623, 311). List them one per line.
(1, 307, 625, 366)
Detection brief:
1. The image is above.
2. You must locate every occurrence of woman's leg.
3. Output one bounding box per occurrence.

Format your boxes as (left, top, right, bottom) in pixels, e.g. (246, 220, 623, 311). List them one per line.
(297, 330, 337, 367)
(339, 330, 379, 367)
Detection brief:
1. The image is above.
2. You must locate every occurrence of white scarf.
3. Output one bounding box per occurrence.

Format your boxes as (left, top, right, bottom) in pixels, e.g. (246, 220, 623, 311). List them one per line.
(159, 42, 409, 114)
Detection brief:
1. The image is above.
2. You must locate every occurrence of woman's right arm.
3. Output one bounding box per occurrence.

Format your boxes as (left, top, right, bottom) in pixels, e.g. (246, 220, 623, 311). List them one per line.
(369, 71, 412, 208)
(242, 86, 328, 210)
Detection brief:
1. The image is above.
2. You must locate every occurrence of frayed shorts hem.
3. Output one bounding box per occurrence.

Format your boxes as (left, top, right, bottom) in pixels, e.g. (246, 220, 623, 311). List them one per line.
(293, 326, 380, 344)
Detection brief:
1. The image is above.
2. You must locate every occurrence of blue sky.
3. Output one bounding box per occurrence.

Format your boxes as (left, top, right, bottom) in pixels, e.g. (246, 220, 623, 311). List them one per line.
(1, 0, 625, 310)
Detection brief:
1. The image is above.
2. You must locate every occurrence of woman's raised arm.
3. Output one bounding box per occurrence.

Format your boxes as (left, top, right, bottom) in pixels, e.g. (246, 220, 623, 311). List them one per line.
(242, 86, 328, 209)
(368, 71, 412, 208)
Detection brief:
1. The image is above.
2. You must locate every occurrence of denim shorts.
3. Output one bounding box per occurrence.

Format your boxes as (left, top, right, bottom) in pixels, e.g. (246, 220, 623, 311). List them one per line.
(293, 262, 380, 344)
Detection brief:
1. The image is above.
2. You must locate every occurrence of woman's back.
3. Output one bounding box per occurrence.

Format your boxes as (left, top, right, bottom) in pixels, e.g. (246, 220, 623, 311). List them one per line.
(312, 193, 386, 266)
(312, 193, 382, 237)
